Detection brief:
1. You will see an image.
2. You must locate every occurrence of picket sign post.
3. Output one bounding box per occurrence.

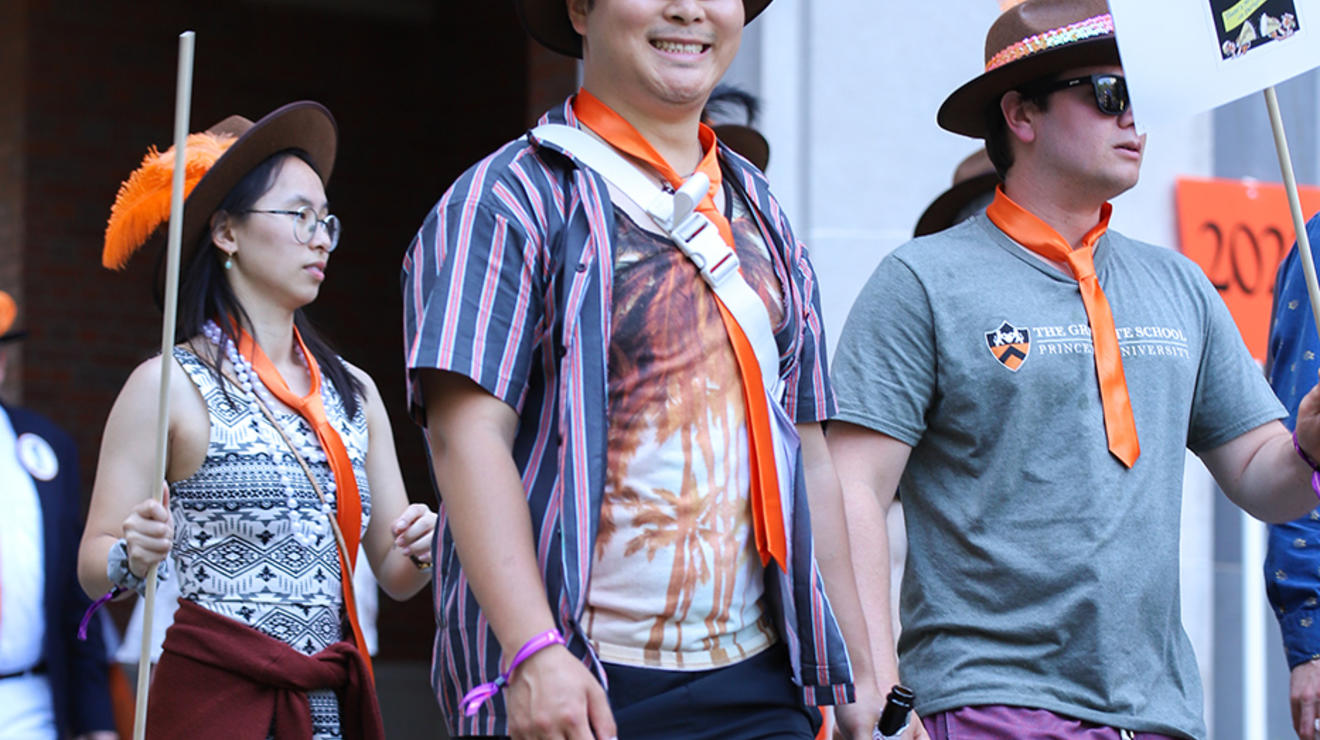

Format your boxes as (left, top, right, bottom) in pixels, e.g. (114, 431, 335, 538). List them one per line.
(133, 30, 195, 740)
(1264, 86, 1320, 339)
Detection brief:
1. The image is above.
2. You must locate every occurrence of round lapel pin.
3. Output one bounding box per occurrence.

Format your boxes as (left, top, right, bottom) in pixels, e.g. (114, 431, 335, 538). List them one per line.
(17, 432, 59, 481)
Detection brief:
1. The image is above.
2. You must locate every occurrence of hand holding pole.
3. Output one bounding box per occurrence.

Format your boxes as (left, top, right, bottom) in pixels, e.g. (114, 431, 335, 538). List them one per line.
(132, 29, 194, 740)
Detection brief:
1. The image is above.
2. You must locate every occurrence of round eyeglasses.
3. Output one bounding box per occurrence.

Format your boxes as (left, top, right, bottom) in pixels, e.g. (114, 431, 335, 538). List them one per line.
(238, 206, 341, 251)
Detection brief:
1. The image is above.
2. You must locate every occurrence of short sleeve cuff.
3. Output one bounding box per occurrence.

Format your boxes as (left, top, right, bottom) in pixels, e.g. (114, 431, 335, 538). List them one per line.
(831, 407, 925, 448)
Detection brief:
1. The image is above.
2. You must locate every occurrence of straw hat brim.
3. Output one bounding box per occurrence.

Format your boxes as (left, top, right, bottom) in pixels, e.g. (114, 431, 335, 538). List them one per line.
(516, 0, 772, 58)
(913, 172, 999, 237)
(936, 35, 1119, 139)
(180, 101, 337, 257)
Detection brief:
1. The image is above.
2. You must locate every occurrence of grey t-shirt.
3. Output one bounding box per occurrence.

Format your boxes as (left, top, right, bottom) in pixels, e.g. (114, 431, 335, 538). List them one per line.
(832, 213, 1284, 739)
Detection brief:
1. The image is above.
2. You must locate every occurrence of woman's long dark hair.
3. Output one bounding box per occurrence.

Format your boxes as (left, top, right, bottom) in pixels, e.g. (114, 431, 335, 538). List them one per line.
(169, 148, 364, 419)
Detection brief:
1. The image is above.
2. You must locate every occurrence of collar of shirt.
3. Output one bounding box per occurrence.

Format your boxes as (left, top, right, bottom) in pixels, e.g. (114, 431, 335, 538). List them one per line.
(986, 186, 1111, 275)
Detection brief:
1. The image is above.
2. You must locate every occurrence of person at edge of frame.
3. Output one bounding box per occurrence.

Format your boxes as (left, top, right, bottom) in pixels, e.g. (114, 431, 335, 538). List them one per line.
(1264, 210, 1320, 740)
(0, 290, 117, 740)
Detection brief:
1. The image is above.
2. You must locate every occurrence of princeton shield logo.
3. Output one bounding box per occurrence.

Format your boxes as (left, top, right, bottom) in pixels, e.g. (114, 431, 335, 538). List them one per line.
(985, 321, 1031, 371)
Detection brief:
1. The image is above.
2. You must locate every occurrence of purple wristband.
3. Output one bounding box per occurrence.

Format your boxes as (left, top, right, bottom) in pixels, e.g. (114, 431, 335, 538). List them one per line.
(1293, 430, 1320, 501)
(459, 629, 566, 717)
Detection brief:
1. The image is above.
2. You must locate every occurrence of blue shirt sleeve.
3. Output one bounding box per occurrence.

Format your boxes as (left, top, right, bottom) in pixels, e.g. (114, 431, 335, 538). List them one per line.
(1265, 212, 1320, 669)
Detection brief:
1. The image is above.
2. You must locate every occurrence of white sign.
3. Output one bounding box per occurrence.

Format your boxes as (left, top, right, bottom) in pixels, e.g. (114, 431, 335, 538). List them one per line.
(1108, 0, 1320, 131)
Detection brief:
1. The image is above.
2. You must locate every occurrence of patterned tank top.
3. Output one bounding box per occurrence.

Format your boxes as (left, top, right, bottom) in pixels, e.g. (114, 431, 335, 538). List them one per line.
(169, 347, 370, 738)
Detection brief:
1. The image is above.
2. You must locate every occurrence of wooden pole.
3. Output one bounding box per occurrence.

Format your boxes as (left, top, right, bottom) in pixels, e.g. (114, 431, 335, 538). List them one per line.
(1264, 86, 1320, 340)
(132, 30, 194, 740)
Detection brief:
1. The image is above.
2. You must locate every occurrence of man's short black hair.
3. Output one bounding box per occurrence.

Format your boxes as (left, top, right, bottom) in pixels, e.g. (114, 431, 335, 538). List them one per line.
(984, 86, 1052, 180)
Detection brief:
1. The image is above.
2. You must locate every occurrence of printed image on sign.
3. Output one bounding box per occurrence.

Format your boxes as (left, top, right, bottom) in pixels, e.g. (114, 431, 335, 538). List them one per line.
(1211, 0, 1300, 59)
(1176, 176, 1320, 362)
(1108, 0, 1320, 133)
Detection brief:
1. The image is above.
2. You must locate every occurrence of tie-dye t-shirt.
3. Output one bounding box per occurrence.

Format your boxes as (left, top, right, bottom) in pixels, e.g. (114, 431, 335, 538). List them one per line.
(584, 185, 783, 670)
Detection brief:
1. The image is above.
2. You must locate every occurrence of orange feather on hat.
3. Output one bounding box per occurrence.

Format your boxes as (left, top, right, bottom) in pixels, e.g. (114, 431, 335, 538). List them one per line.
(102, 131, 236, 270)
(0, 291, 16, 336)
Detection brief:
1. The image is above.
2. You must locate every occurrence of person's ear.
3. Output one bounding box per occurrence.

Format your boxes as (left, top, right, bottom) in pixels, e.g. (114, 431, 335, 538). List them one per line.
(566, 0, 591, 37)
(210, 212, 238, 263)
(1001, 90, 1042, 148)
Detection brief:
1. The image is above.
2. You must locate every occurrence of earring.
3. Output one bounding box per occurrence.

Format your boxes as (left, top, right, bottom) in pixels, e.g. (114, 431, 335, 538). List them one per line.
(223, 254, 233, 270)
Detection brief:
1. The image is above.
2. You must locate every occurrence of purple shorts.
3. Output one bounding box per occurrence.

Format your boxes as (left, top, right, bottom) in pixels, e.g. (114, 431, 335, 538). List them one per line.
(921, 705, 1181, 739)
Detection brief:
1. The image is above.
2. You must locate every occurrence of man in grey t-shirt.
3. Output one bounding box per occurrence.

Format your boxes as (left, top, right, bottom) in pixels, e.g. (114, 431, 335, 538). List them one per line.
(829, 1, 1320, 738)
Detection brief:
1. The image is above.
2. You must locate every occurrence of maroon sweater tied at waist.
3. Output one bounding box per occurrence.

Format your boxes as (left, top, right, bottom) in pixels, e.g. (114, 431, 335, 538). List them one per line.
(146, 599, 383, 739)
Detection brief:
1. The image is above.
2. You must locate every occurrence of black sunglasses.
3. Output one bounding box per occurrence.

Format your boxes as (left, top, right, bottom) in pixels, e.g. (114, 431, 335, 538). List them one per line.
(1022, 73, 1129, 116)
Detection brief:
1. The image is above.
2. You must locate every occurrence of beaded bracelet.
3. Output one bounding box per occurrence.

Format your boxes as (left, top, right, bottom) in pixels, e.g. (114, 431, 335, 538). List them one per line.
(459, 629, 566, 717)
(1293, 430, 1320, 500)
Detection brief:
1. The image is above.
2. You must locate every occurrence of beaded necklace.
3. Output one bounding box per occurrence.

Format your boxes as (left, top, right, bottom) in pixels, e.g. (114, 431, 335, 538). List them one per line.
(201, 319, 334, 548)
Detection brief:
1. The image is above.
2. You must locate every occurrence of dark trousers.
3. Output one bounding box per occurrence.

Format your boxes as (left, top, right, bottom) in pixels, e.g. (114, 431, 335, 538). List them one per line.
(464, 644, 819, 739)
(605, 644, 819, 740)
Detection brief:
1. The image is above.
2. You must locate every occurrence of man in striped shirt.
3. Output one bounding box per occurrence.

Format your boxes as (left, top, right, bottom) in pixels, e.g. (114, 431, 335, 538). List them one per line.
(402, 0, 880, 738)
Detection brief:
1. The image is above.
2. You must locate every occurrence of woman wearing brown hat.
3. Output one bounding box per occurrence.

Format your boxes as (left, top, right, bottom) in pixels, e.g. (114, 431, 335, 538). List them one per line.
(77, 101, 435, 739)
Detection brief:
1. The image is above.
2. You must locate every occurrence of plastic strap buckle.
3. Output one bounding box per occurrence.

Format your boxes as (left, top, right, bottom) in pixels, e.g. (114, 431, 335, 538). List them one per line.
(671, 212, 740, 289)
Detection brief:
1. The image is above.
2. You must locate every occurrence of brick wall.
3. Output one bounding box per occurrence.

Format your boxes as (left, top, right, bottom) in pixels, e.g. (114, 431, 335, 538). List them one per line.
(0, 0, 29, 400)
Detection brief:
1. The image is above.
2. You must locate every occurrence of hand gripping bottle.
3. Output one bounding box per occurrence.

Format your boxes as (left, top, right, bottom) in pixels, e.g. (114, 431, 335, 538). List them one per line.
(873, 685, 916, 740)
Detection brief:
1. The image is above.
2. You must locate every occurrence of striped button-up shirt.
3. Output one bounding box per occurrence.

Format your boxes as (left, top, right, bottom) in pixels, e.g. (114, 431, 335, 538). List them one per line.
(402, 97, 854, 736)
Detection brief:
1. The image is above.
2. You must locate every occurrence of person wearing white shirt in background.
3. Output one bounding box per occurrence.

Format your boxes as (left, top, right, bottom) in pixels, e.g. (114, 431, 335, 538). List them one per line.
(0, 289, 117, 740)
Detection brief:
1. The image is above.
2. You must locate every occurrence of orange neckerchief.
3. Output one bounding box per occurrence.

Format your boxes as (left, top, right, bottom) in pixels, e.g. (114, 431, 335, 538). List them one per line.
(239, 327, 374, 677)
(574, 88, 732, 247)
(572, 90, 788, 569)
(986, 187, 1140, 467)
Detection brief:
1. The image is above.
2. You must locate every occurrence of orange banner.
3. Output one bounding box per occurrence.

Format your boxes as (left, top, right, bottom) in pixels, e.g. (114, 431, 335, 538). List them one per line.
(1175, 176, 1320, 362)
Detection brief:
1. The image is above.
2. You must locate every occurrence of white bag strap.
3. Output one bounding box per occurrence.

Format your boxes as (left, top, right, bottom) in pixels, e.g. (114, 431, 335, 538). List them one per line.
(531, 123, 783, 399)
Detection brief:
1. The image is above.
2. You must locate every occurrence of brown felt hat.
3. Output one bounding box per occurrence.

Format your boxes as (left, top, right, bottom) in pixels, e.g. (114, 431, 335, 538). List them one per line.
(913, 149, 999, 237)
(937, 0, 1120, 138)
(103, 101, 337, 271)
(515, 0, 773, 58)
(714, 123, 770, 171)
